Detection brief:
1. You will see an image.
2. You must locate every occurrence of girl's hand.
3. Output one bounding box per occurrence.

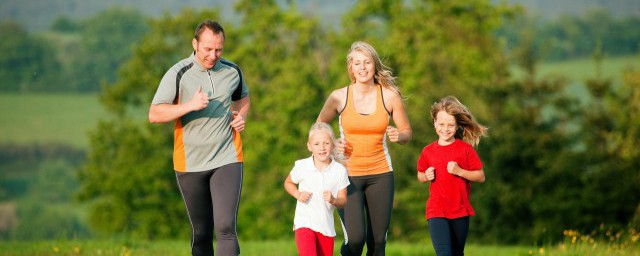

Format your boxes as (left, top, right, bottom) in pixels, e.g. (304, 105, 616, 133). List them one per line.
(417, 172, 428, 183)
(425, 167, 435, 181)
(447, 161, 460, 176)
(323, 191, 334, 204)
(297, 191, 312, 203)
(386, 126, 399, 142)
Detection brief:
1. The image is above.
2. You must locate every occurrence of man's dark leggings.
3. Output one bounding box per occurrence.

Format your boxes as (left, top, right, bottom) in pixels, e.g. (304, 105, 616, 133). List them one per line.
(428, 217, 470, 256)
(176, 163, 243, 256)
(339, 172, 394, 256)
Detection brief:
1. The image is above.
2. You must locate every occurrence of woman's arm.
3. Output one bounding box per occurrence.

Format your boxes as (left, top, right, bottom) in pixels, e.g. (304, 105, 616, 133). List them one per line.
(316, 88, 346, 123)
(385, 90, 412, 144)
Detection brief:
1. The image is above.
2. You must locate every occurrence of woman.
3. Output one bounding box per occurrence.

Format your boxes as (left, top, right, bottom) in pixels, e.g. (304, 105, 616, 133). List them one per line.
(316, 41, 412, 256)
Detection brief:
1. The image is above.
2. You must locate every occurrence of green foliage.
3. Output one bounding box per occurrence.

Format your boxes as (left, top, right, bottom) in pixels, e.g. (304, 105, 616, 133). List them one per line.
(66, 7, 149, 92)
(496, 10, 640, 61)
(74, 0, 640, 245)
(571, 56, 640, 233)
(0, 144, 88, 240)
(0, 22, 61, 92)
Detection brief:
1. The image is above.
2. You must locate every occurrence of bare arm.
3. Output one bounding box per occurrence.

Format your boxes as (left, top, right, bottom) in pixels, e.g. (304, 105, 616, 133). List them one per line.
(149, 86, 209, 123)
(385, 90, 412, 144)
(325, 188, 347, 208)
(316, 88, 346, 123)
(447, 162, 486, 183)
(284, 174, 312, 202)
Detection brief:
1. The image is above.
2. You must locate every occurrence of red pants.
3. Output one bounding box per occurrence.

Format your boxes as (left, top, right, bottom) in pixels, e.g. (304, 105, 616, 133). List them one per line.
(295, 228, 334, 256)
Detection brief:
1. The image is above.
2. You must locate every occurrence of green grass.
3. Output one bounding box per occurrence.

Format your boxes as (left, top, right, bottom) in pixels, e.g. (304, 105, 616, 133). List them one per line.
(0, 240, 532, 256)
(3, 239, 637, 255)
(0, 93, 106, 149)
(538, 55, 639, 85)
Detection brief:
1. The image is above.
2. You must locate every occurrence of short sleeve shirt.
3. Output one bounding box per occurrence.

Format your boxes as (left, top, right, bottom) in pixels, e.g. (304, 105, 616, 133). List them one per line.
(290, 156, 350, 237)
(417, 139, 483, 219)
(152, 53, 249, 172)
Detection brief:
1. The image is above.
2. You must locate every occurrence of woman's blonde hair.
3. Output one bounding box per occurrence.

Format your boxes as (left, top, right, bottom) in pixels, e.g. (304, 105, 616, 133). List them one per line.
(347, 41, 400, 95)
(309, 122, 343, 162)
(430, 96, 488, 146)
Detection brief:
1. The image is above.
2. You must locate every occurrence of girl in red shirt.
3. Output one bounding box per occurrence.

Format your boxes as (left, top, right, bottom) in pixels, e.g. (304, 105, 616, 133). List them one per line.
(416, 96, 488, 256)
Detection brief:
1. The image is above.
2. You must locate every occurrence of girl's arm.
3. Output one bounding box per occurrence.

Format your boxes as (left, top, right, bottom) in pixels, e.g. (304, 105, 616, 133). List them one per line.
(325, 188, 347, 208)
(284, 174, 312, 202)
(447, 162, 486, 183)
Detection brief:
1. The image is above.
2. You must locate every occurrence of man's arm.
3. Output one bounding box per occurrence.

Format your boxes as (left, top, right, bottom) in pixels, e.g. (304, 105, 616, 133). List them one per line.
(230, 96, 250, 131)
(149, 86, 209, 123)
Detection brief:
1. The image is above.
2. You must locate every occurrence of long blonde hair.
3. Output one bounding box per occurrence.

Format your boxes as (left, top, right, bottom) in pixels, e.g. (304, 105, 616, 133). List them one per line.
(430, 96, 488, 146)
(347, 41, 400, 95)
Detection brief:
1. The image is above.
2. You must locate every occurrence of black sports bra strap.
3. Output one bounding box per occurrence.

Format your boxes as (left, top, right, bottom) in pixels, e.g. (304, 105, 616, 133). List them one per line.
(338, 85, 350, 115)
(379, 85, 391, 115)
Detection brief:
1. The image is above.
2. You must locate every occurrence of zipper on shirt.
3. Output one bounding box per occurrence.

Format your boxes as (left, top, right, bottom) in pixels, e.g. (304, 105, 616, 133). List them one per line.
(206, 70, 215, 99)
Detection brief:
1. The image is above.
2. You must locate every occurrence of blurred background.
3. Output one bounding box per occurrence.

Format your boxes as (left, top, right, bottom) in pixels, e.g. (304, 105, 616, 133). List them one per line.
(0, 0, 638, 247)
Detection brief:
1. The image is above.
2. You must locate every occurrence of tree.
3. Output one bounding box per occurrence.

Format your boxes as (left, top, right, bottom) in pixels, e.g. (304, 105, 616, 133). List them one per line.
(0, 21, 61, 92)
(66, 7, 149, 92)
(572, 52, 640, 233)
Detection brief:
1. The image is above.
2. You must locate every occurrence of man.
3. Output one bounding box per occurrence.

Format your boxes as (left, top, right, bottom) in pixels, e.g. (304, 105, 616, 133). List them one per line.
(149, 20, 249, 256)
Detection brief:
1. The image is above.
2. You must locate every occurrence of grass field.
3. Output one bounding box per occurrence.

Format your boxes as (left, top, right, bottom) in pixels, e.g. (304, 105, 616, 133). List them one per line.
(1, 239, 638, 255)
(0, 239, 532, 256)
(0, 93, 107, 149)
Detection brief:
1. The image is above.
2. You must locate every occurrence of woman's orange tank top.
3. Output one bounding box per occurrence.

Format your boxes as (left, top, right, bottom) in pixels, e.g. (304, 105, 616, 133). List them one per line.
(338, 84, 392, 176)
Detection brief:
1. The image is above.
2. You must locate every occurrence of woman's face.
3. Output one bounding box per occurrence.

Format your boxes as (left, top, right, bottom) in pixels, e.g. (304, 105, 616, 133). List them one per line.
(350, 51, 375, 84)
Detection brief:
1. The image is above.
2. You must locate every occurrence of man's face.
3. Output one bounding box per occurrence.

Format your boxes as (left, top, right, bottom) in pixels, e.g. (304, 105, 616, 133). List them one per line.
(192, 29, 224, 69)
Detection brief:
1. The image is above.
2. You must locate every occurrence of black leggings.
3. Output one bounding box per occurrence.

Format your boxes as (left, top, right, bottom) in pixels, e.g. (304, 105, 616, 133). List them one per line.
(428, 217, 470, 256)
(176, 163, 243, 256)
(339, 172, 394, 256)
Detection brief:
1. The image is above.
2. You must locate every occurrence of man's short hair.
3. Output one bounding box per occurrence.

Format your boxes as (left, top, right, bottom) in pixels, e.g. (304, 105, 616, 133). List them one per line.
(194, 20, 225, 41)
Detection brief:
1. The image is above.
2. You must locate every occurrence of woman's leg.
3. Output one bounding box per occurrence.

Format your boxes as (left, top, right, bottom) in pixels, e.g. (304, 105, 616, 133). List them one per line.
(362, 172, 394, 256)
(339, 177, 366, 256)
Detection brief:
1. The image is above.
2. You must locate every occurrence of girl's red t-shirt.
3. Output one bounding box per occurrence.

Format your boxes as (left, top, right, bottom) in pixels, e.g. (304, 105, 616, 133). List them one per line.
(417, 139, 483, 219)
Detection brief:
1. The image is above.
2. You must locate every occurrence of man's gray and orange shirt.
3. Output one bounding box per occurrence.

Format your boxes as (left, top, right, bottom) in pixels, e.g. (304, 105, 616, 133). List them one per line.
(152, 53, 249, 172)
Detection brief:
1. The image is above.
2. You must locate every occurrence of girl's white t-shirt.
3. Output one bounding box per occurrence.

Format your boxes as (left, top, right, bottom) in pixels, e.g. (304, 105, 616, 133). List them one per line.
(290, 156, 350, 237)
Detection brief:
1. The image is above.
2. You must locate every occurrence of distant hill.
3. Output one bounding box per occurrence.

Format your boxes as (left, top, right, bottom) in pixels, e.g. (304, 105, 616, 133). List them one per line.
(507, 0, 640, 19)
(1, 0, 638, 32)
(0, 0, 355, 32)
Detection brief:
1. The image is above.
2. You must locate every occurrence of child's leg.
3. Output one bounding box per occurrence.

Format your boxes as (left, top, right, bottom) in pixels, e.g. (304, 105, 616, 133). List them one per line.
(428, 218, 452, 256)
(449, 217, 470, 256)
(315, 232, 335, 256)
(296, 228, 317, 256)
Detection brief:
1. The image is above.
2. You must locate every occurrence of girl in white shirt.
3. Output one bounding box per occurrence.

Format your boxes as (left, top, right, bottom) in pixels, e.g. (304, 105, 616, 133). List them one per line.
(284, 122, 350, 256)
